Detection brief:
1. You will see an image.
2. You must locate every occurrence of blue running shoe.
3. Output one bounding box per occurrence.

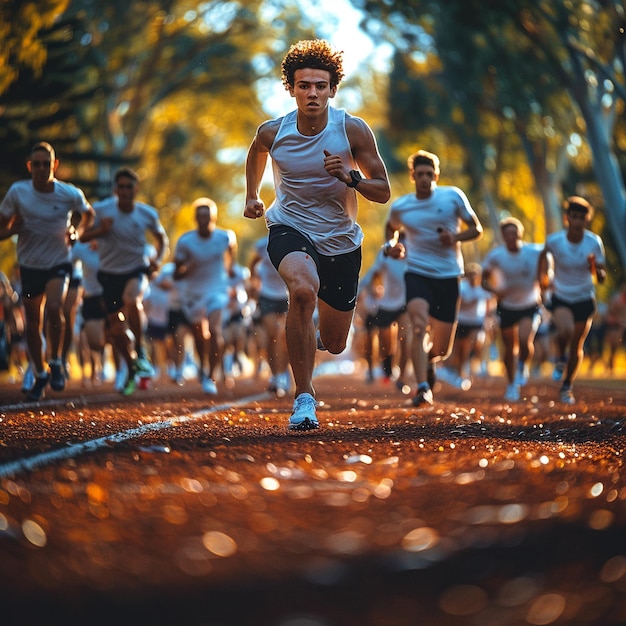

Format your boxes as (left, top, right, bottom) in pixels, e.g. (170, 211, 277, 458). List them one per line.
(288, 393, 319, 431)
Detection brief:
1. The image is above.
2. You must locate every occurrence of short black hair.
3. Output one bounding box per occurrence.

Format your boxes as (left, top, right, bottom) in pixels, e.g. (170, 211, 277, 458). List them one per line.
(114, 166, 139, 184)
(407, 149, 440, 175)
(565, 195, 593, 219)
(30, 141, 55, 160)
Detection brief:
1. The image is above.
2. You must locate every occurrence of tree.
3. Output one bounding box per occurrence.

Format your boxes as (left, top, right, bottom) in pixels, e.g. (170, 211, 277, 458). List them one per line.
(0, 0, 71, 95)
(358, 0, 626, 275)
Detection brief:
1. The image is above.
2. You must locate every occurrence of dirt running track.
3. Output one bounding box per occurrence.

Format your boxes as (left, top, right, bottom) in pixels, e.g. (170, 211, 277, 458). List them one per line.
(0, 365, 625, 626)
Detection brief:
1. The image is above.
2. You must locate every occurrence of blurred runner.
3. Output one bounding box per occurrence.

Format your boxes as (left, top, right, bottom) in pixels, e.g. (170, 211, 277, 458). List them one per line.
(173, 197, 236, 395)
(384, 149, 483, 408)
(538, 196, 606, 404)
(482, 217, 543, 402)
(80, 166, 168, 396)
(249, 236, 290, 396)
(0, 141, 94, 401)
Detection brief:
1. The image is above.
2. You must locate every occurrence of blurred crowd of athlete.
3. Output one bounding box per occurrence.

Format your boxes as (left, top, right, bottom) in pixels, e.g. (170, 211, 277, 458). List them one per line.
(1, 39, 624, 429)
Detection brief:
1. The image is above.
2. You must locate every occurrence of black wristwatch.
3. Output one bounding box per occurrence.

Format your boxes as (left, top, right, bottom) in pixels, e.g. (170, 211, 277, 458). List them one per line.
(346, 169, 363, 188)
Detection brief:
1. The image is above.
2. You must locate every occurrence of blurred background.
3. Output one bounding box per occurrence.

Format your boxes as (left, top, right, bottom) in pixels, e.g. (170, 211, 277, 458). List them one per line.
(1, 0, 625, 296)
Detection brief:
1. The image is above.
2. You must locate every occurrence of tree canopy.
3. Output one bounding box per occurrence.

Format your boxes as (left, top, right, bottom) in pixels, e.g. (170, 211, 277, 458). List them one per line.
(1, 0, 625, 291)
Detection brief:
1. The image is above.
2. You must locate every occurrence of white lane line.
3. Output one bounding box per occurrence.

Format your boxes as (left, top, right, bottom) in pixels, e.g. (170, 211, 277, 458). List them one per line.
(0, 392, 271, 479)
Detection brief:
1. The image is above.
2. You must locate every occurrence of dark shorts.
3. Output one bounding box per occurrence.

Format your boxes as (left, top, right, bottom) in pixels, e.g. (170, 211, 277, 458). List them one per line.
(20, 263, 72, 299)
(497, 304, 540, 330)
(97, 267, 147, 314)
(405, 273, 459, 324)
(81, 294, 106, 321)
(550, 295, 596, 323)
(146, 323, 169, 341)
(456, 322, 483, 339)
(168, 308, 190, 332)
(258, 295, 289, 316)
(267, 225, 361, 312)
(225, 311, 245, 327)
(366, 306, 405, 329)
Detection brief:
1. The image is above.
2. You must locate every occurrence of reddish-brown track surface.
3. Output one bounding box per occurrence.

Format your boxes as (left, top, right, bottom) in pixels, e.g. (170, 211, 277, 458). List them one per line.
(0, 364, 625, 626)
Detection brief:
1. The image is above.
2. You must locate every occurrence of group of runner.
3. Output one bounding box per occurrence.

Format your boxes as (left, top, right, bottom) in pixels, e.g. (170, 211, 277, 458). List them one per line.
(0, 39, 620, 430)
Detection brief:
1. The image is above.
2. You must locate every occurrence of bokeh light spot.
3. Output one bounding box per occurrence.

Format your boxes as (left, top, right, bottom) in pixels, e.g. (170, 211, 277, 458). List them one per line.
(22, 519, 47, 547)
(260, 477, 280, 491)
(202, 530, 237, 557)
(527, 593, 566, 624)
(402, 526, 439, 552)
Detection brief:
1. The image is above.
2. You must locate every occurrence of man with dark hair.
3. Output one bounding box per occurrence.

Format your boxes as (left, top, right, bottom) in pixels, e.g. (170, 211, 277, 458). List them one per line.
(0, 142, 94, 401)
(80, 167, 168, 396)
(538, 196, 606, 404)
(384, 149, 483, 408)
(244, 39, 391, 431)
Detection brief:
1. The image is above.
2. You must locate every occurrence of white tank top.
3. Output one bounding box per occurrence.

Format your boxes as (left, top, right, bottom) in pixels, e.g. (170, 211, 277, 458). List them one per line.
(265, 106, 362, 255)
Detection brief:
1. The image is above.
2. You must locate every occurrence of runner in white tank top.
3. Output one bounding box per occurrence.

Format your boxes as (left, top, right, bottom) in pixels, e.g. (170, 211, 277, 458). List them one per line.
(244, 39, 390, 431)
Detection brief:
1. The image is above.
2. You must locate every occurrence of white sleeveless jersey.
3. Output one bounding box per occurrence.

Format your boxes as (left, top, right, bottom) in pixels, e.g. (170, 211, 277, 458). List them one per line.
(544, 229, 605, 303)
(388, 186, 478, 278)
(266, 106, 362, 255)
(483, 242, 542, 309)
(92, 196, 167, 273)
(254, 236, 288, 300)
(0, 179, 92, 269)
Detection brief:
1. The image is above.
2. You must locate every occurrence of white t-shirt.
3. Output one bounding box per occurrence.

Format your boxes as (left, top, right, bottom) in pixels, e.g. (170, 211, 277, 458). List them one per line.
(458, 280, 492, 325)
(363, 248, 407, 311)
(483, 242, 542, 309)
(174, 227, 236, 322)
(253, 237, 288, 301)
(91, 196, 167, 274)
(544, 229, 605, 303)
(70, 240, 102, 297)
(388, 186, 478, 278)
(0, 179, 92, 269)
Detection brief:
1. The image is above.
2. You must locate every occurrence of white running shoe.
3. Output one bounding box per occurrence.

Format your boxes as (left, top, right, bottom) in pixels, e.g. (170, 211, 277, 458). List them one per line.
(288, 393, 319, 431)
(504, 383, 521, 402)
(202, 377, 218, 395)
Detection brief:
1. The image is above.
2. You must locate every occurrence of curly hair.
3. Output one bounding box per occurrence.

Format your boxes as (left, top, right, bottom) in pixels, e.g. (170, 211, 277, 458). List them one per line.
(281, 39, 345, 89)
